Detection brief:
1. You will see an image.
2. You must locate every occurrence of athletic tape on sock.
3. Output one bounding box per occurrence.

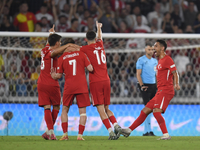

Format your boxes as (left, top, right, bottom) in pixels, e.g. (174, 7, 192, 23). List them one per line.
(80, 113, 86, 117)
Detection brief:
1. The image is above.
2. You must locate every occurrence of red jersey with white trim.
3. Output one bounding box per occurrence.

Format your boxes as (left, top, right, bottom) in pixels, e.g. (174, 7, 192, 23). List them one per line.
(37, 44, 59, 87)
(80, 39, 109, 83)
(57, 51, 90, 94)
(156, 55, 177, 94)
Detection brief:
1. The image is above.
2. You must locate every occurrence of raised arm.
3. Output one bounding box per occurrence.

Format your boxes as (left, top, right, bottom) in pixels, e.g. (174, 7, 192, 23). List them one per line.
(172, 70, 180, 90)
(96, 21, 102, 40)
(52, 0, 58, 22)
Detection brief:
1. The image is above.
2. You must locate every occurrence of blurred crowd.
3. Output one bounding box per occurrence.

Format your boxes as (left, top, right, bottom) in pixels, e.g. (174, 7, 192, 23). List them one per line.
(0, 0, 200, 102)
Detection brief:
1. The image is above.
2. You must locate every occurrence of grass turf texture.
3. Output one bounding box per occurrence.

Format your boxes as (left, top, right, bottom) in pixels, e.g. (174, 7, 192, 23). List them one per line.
(1, 136, 200, 150)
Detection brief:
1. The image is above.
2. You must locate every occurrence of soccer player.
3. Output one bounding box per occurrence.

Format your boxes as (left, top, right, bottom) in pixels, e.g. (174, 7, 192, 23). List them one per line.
(37, 25, 79, 140)
(120, 40, 180, 140)
(80, 21, 121, 140)
(51, 38, 93, 141)
(136, 43, 157, 136)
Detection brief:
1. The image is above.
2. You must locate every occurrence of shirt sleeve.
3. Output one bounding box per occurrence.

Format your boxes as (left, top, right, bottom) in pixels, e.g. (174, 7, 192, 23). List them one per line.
(96, 39, 103, 47)
(167, 57, 177, 73)
(83, 53, 91, 67)
(57, 57, 64, 74)
(136, 58, 143, 69)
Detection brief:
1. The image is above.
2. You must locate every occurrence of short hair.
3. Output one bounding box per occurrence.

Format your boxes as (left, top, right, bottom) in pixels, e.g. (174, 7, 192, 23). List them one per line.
(145, 42, 152, 47)
(71, 18, 78, 24)
(48, 34, 62, 46)
(62, 38, 75, 45)
(86, 30, 96, 41)
(156, 40, 167, 51)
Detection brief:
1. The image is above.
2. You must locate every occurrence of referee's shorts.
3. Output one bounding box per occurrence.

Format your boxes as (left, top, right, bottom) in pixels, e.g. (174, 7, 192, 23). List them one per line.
(138, 83, 157, 105)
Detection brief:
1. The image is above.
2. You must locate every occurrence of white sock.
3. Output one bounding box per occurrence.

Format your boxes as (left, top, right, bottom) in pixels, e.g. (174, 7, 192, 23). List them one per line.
(163, 133, 169, 137)
(113, 123, 118, 127)
(108, 128, 113, 133)
(78, 134, 82, 137)
(127, 128, 132, 133)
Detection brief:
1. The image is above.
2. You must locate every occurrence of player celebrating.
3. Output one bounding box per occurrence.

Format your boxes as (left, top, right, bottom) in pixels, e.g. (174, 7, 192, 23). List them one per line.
(51, 38, 93, 141)
(136, 43, 157, 136)
(37, 25, 79, 140)
(80, 21, 121, 140)
(120, 40, 180, 140)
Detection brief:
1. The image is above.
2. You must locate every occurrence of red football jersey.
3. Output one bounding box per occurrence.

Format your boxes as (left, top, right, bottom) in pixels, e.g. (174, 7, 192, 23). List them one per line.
(80, 39, 109, 83)
(156, 55, 177, 94)
(57, 51, 90, 94)
(37, 44, 59, 87)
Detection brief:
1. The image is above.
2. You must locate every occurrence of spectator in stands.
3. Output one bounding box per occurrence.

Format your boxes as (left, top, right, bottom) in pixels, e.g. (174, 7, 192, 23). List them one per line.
(16, 72, 28, 96)
(161, 12, 174, 33)
(150, 18, 163, 33)
(0, 49, 5, 72)
(0, 71, 9, 100)
(13, 2, 37, 32)
(185, 25, 194, 33)
(181, 63, 196, 97)
(30, 23, 47, 59)
(126, 37, 145, 49)
(55, 0, 67, 12)
(182, 1, 197, 27)
(74, 1, 84, 20)
(0, 1, 13, 25)
(112, 19, 131, 33)
(35, 3, 53, 23)
(88, 0, 103, 21)
(139, 0, 155, 16)
(174, 49, 190, 75)
(100, 5, 114, 33)
(81, 16, 95, 32)
(40, 17, 50, 32)
(0, 15, 15, 31)
(129, 6, 148, 27)
(110, 0, 125, 12)
(193, 13, 200, 33)
(52, 0, 72, 32)
(147, 3, 163, 30)
(117, 9, 131, 29)
(66, 18, 79, 32)
(171, 3, 183, 30)
(134, 15, 151, 33)
(160, 0, 173, 15)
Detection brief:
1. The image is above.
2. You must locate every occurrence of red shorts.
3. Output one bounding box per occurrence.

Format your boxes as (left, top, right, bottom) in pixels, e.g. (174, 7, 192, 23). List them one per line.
(146, 90, 174, 113)
(38, 83, 61, 107)
(90, 80, 110, 106)
(63, 92, 91, 108)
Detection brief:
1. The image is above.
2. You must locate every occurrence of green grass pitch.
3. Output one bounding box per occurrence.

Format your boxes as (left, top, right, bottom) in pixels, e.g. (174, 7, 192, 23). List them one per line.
(1, 136, 200, 150)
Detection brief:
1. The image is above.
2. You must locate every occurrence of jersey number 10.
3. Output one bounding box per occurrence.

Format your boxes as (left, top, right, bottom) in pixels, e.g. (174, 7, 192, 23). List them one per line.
(94, 50, 106, 65)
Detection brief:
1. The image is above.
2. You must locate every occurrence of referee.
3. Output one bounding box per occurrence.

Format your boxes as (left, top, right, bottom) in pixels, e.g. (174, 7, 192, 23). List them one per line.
(136, 43, 158, 136)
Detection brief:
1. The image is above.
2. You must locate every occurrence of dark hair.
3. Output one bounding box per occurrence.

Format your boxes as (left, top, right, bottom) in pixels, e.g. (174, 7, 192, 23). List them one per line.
(86, 30, 96, 41)
(48, 34, 62, 46)
(156, 40, 167, 51)
(71, 18, 78, 24)
(62, 38, 75, 45)
(145, 42, 152, 47)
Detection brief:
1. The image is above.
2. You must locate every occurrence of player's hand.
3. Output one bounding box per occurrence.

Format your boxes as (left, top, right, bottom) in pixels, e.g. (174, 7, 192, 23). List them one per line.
(49, 24, 55, 33)
(96, 21, 102, 28)
(50, 68, 56, 79)
(174, 84, 180, 91)
(65, 47, 80, 52)
(141, 86, 148, 91)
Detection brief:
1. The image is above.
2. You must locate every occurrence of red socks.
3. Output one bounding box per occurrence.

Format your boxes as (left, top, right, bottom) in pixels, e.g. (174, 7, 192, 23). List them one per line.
(153, 112, 168, 134)
(78, 124, 85, 135)
(44, 109, 53, 130)
(52, 109, 59, 125)
(109, 116, 117, 125)
(102, 118, 112, 129)
(129, 111, 147, 131)
(62, 122, 68, 133)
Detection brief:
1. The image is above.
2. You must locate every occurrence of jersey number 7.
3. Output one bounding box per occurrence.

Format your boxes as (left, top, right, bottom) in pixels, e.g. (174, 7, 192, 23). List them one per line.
(94, 50, 106, 65)
(69, 59, 76, 76)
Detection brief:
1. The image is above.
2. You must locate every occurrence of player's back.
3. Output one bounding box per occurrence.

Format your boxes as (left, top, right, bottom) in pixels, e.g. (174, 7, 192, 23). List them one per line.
(80, 39, 109, 83)
(37, 44, 59, 87)
(58, 51, 89, 94)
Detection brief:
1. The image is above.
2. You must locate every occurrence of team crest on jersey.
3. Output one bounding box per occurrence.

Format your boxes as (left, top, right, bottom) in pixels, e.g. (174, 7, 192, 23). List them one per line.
(157, 64, 162, 70)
